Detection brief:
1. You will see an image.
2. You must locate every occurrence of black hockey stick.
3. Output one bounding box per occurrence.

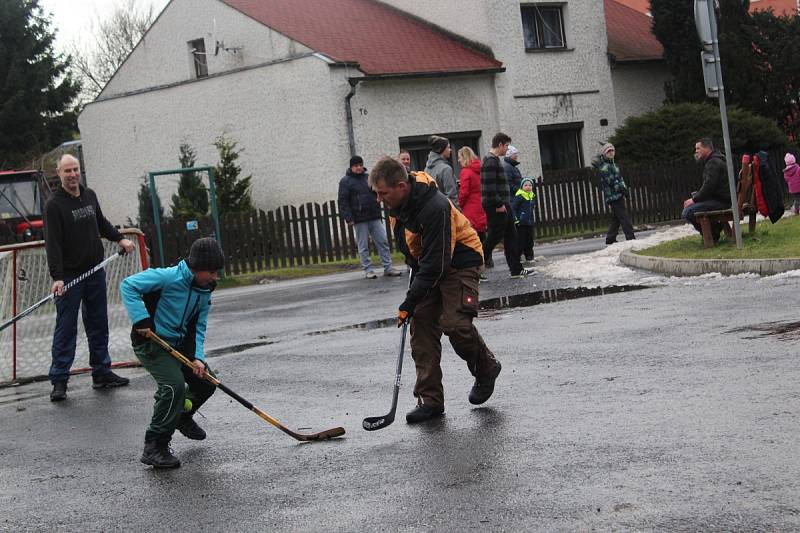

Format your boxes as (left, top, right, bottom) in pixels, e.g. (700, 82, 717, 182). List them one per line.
(362, 320, 408, 431)
(144, 331, 345, 442)
(0, 250, 124, 333)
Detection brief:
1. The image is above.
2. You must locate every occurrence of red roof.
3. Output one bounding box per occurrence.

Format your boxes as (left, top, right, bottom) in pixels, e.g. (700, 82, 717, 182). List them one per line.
(605, 0, 664, 62)
(617, 0, 797, 16)
(613, 0, 651, 15)
(749, 0, 797, 15)
(220, 0, 503, 76)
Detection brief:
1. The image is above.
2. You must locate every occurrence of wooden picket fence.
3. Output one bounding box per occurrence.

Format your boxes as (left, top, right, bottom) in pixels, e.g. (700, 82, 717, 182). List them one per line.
(141, 200, 395, 275)
(140, 159, 709, 275)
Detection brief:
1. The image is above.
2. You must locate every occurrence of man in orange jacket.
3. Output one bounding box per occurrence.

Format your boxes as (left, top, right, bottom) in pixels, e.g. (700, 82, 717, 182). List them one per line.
(369, 156, 502, 424)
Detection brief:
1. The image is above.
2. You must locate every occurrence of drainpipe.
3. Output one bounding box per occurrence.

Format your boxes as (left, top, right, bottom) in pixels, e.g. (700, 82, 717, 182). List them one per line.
(345, 79, 360, 157)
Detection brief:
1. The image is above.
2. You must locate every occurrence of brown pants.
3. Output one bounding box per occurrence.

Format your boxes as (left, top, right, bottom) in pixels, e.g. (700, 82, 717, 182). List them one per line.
(409, 266, 499, 408)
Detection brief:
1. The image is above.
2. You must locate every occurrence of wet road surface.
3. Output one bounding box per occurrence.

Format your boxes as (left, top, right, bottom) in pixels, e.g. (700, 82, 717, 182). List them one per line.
(2, 234, 800, 531)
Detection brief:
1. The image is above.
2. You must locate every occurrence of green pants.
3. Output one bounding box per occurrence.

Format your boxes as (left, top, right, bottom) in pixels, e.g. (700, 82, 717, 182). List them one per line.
(133, 341, 216, 441)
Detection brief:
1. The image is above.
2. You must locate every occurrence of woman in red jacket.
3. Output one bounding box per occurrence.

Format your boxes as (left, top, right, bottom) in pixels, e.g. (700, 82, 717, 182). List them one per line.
(457, 147, 488, 239)
(457, 147, 489, 278)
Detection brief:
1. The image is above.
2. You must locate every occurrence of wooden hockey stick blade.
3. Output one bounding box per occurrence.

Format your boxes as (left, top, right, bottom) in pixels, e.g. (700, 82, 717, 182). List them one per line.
(144, 331, 345, 442)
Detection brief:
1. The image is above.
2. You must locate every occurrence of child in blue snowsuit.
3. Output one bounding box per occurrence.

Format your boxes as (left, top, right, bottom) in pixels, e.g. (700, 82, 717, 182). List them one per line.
(511, 177, 536, 262)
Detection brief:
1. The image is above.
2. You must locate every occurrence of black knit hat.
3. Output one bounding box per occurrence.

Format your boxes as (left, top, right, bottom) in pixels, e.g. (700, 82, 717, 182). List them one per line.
(349, 155, 364, 168)
(187, 237, 225, 271)
(429, 135, 449, 154)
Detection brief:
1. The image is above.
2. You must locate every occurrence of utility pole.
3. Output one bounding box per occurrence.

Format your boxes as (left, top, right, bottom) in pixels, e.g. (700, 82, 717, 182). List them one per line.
(695, 0, 743, 249)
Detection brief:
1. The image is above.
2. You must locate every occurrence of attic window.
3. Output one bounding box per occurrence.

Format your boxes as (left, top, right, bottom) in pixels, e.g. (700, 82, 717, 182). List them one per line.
(521, 5, 566, 51)
(189, 38, 208, 78)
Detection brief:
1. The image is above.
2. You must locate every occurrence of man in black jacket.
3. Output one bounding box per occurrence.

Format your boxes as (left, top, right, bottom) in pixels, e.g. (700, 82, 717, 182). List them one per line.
(481, 133, 530, 278)
(369, 157, 502, 424)
(682, 138, 731, 242)
(338, 156, 402, 279)
(44, 154, 134, 401)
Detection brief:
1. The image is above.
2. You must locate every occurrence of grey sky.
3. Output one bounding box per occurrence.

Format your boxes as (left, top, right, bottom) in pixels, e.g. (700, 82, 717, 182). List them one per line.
(40, 0, 170, 54)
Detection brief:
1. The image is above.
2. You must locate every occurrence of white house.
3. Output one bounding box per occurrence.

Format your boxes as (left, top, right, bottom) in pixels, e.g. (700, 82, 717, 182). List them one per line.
(78, 0, 664, 222)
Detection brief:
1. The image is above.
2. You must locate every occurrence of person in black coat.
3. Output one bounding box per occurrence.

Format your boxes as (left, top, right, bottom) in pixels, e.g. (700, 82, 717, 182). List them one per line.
(337, 156, 402, 279)
(682, 138, 731, 242)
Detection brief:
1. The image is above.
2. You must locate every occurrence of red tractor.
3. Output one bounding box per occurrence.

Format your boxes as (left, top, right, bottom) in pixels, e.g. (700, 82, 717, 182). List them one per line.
(0, 169, 47, 242)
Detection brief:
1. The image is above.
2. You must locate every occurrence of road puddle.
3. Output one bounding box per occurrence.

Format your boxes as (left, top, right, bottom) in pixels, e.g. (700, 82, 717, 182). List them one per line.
(480, 285, 649, 312)
(305, 285, 649, 336)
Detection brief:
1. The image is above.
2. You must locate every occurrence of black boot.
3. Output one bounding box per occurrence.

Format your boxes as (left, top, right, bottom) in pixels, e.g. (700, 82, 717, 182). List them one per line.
(405, 404, 444, 424)
(50, 381, 67, 402)
(140, 439, 181, 469)
(468, 362, 502, 405)
(176, 414, 206, 440)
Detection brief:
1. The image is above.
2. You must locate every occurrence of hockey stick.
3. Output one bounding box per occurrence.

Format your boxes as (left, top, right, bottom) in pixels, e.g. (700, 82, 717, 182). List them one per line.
(362, 320, 408, 431)
(0, 250, 124, 333)
(362, 269, 413, 431)
(143, 330, 345, 442)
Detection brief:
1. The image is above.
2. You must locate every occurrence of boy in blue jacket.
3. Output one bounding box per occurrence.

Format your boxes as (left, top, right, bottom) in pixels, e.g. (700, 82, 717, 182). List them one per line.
(120, 237, 223, 468)
(511, 177, 536, 264)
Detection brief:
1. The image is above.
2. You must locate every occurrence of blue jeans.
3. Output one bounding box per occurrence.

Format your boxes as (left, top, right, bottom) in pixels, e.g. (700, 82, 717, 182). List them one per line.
(49, 270, 112, 383)
(682, 199, 730, 235)
(354, 219, 393, 273)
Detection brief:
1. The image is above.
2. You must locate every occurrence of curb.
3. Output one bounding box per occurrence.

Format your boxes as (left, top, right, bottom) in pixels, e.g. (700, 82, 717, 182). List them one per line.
(620, 250, 800, 277)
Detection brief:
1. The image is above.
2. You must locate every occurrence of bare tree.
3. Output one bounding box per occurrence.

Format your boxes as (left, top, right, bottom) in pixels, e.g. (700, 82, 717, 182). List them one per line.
(70, 0, 155, 103)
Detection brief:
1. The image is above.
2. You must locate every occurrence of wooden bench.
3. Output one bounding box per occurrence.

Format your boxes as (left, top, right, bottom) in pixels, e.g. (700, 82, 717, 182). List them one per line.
(694, 161, 757, 248)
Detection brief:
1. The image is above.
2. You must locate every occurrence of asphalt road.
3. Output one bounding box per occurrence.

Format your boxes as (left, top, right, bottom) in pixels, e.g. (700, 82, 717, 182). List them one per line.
(2, 234, 799, 531)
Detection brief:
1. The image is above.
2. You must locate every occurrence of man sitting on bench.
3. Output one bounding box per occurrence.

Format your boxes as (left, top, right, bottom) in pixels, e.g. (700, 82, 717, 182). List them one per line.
(682, 138, 731, 243)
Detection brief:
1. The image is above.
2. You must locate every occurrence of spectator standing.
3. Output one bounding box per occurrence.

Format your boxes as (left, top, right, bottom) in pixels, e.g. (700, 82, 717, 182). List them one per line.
(456, 147, 488, 240)
(783, 153, 800, 215)
(44, 154, 134, 402)
(398, 149, 412, 172)
(425, 135, 459, 206)
(338, 156, 402, 279)
(511, 177, 536, 264)
(481, 133, 530, 279)
(592, 143, 635, 245)
(682, 138, 731, 242)
(502, 145, 523, 195)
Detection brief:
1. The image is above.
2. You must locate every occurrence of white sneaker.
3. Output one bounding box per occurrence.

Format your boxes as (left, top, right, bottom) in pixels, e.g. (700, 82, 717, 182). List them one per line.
(384, 267, 403, 277)
(510, 268, 534, 279)
(365, 270, 378, 279)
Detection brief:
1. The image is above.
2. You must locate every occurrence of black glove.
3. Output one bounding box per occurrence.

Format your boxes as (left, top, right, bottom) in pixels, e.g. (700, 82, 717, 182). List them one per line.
(131, 317, 154, 344)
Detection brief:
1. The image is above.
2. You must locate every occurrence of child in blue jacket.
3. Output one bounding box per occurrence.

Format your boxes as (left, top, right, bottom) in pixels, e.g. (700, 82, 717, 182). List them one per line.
(511, 177, 536, 263)
(120, 237, 224, 469)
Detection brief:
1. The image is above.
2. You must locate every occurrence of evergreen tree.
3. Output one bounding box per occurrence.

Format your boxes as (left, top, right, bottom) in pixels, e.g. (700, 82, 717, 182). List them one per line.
(170, 141, 208, 220)
(750, 10, 800, 139)
(0, 0, 81, 169)
(651, 0, 758, 108)
(137, 176, 164, 226)
(213, 134, 253, 216)
(651, 0, 705, 103)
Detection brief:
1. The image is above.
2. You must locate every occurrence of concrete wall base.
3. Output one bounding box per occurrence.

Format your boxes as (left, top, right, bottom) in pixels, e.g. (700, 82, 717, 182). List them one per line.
(620, 250, 800, 277)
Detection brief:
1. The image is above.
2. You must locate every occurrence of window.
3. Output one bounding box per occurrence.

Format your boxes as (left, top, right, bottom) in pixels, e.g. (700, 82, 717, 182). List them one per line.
(538, 123, 583, 172)
(398, 131, 482, 177)
(188, 38, 208, 78)
(520, 5, 566, 50)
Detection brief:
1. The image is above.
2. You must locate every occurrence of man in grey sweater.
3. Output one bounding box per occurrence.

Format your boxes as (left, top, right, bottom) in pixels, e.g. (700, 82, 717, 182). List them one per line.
(425, 135, 459, 207)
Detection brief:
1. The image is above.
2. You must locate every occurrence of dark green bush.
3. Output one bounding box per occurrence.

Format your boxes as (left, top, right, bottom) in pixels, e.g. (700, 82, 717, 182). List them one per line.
(608, 103, 788, 165)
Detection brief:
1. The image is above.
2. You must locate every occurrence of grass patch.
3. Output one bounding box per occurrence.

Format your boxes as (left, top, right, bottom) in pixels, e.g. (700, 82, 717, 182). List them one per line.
(636, 215, 800, 259)
(218, 252, 406, 288)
